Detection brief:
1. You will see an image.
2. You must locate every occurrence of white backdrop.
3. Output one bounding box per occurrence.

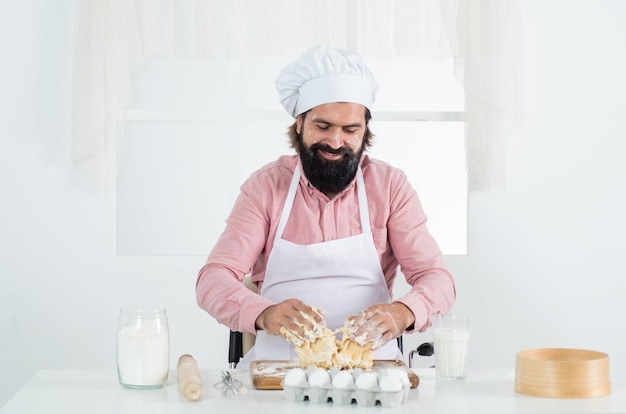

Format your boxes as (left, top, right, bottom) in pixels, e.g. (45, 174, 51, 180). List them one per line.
(2, 0, 626, 408)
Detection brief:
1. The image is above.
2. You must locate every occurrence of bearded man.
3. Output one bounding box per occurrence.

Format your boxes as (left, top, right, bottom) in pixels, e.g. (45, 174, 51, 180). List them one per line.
(196, 45, 456, 368)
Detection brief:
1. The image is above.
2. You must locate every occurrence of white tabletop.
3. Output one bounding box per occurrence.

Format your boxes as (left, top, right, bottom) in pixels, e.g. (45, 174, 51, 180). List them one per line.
(1, 368, 625, 413)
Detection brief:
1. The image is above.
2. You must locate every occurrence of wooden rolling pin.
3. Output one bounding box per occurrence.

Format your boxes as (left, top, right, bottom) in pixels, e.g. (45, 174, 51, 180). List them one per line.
(177, 354, 202, 401)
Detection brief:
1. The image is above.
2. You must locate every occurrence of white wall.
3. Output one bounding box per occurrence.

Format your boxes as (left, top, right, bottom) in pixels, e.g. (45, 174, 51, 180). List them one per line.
(2, 0, 626, 407)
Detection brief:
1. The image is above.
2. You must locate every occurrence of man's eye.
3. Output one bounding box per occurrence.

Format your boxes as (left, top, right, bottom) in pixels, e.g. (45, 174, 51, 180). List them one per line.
(316, 125, 330, 130)
(345, 129, 358, 134)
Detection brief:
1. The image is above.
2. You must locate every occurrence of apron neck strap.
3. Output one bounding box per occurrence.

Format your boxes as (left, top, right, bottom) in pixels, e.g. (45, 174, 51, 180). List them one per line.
(355, 166, 372, 233)
(275, 163, 301, 238)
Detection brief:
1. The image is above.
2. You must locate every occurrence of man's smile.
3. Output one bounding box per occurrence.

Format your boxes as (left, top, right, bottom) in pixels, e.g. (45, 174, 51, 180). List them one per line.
(318, 150, 345, 161)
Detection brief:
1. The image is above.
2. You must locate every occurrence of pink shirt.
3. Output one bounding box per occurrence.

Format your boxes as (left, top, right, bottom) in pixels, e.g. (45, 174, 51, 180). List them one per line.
(196, 154, 455, 334)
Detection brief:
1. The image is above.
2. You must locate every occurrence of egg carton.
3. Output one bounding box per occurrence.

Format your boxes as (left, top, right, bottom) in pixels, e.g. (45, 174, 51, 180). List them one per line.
(282, 384, 410, 408)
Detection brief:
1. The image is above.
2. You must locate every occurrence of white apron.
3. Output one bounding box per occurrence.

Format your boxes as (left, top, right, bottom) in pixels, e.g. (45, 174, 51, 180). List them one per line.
(239, 163, 401, 367)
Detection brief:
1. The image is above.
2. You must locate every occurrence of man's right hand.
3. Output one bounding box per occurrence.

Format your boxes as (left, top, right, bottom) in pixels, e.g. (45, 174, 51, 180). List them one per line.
(255, 298, 324, 338)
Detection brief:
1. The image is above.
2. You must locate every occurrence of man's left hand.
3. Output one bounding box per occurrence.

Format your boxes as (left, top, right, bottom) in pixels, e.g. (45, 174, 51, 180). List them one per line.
(345, 302, 415, 350)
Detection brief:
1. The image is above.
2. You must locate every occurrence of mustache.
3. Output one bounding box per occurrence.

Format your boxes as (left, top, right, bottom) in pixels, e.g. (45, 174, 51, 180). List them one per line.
(309, 143, 354, 157)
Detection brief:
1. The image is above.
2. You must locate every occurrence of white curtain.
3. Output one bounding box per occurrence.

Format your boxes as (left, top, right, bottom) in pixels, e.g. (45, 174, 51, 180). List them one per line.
(72, 0, 519, 191)
(447, 0, 520, 191)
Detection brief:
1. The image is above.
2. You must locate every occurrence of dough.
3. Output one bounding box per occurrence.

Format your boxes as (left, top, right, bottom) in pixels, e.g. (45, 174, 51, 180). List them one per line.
(280, 310, 374, 370)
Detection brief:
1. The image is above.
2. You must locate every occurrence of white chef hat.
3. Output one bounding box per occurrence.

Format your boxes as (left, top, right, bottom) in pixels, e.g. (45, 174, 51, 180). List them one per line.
(275, 45, 378, 118)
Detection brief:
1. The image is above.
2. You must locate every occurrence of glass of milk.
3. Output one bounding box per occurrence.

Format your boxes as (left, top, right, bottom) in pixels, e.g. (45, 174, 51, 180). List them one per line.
(432, 314, 470, 381)
(117, 306, 170, 388)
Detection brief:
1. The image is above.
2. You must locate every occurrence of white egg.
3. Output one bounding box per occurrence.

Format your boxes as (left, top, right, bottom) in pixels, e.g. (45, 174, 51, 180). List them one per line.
(283, 368, 307, 387)
(308, 368, 331, 387)
(355, 371, 378, 390)
(385, 367, 410, 388)
(379, 375, 403, 392)
(331, 371, 355, 389)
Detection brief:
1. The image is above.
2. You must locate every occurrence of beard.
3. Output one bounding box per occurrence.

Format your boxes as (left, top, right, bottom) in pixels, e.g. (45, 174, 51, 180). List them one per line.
(297, 137, 364, 195)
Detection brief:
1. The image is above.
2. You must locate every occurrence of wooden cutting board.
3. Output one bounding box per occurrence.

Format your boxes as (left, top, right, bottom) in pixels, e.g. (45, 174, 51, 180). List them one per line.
(250, 359, 419, 390)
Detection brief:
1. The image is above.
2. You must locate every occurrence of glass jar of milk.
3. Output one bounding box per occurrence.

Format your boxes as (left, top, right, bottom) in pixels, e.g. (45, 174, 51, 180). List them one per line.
(117, 306, 170, 388)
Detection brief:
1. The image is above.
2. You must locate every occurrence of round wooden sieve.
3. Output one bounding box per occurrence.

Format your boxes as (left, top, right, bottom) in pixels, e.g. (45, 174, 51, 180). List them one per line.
(515, 348, 611, 398)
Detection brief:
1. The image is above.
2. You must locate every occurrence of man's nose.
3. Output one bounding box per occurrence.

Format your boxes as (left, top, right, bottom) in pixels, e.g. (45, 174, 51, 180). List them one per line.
(327, 129, 344, 149)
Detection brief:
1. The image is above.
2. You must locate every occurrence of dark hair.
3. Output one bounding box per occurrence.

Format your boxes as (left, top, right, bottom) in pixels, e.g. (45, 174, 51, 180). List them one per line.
(287, 108, 374, 153)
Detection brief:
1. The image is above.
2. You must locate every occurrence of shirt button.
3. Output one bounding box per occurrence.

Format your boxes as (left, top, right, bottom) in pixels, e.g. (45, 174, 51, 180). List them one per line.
(326, 204, 331, 209)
